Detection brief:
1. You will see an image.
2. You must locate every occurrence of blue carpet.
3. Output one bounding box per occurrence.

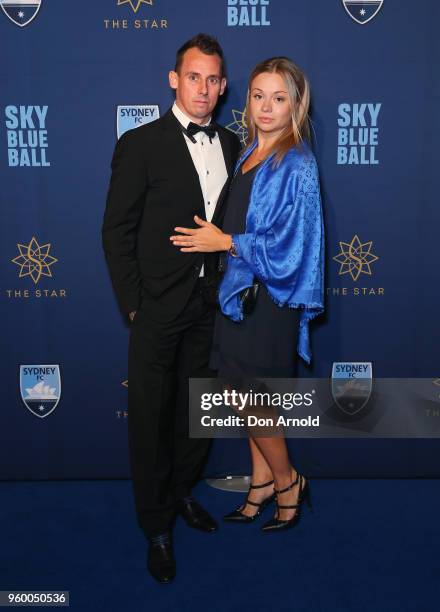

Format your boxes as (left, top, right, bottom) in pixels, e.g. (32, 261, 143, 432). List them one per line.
(1, 479, 439, 611)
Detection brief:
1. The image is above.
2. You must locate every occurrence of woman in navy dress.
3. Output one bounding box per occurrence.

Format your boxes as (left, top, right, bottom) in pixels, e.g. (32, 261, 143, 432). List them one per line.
(171, 57, 324, 532)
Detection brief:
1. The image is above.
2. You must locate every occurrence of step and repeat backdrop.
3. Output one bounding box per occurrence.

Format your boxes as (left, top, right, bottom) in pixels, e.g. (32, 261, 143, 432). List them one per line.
(2, 1, 439, 479)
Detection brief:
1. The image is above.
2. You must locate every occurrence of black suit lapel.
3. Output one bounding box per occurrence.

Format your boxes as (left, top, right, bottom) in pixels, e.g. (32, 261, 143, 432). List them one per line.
(212, 128, 235, 226)
(217, 127, 234, 177)
(161, 109, 206, 217)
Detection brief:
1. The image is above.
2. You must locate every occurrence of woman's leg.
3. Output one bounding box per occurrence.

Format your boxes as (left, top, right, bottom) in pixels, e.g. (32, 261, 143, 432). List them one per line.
(238, 437, 275, 517)
(250, 436, 304, 521)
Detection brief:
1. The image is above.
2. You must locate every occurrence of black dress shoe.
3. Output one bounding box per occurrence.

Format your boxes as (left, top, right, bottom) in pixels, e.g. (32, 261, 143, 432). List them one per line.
(147, 533, 175, 583)
(177, 497, 218, 533)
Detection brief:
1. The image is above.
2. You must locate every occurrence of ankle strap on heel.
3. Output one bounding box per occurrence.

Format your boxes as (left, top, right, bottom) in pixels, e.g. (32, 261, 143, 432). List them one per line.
(244, 480, 274, 508)
(274, 472, 300, 495)
(249, 479, 274, 489)
(277, 503, 300, 509)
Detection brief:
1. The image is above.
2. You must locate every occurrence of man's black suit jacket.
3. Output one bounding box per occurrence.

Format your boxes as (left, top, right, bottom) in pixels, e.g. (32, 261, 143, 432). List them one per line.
(102, 108, 241, 321)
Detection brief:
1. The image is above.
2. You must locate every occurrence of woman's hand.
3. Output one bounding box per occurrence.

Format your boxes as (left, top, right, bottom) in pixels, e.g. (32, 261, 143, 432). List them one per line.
(170, 215, 232, 253)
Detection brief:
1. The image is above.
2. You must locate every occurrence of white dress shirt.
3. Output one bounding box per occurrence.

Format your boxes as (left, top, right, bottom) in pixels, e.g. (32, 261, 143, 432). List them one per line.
(172, 102, 228, 276)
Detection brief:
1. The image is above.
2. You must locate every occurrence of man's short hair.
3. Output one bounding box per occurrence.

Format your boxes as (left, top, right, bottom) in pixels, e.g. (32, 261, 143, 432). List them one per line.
(175, 33, 225, 77)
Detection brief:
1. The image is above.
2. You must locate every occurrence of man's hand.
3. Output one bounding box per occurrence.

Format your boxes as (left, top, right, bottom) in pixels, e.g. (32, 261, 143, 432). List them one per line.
(129, 311, 136, 322)
(170, 215, 232, 253)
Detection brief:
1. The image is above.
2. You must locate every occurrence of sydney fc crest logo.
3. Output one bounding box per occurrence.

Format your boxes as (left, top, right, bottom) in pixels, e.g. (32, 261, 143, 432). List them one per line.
(1, 0, 41, 27)
(116, 105, 159, 138)
(342, 1, 383, 25)
(331, 362, 372, 415)
(20, 365, 61, 418)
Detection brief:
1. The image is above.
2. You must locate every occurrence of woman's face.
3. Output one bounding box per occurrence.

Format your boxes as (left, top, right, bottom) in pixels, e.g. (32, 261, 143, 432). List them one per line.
(249, 71, 292, 137)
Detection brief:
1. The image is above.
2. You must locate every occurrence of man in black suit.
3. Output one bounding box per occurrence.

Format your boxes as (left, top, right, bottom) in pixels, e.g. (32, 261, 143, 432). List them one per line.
(102, 34, 240, 583)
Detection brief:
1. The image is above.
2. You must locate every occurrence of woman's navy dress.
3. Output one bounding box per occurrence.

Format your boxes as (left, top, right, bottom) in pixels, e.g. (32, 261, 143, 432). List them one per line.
(210, 163, 299, 378)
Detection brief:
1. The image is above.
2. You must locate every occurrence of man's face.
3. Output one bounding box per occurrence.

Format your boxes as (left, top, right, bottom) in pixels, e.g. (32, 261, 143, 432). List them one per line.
(169, 47, 226, 124)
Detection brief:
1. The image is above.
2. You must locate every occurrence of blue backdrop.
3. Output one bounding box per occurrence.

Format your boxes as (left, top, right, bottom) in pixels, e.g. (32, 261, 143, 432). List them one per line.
(2, 0, 439, 479)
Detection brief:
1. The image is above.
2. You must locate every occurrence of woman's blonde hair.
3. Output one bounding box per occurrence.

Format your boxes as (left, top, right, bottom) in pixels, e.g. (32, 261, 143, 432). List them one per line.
(243, 56, 311, 164)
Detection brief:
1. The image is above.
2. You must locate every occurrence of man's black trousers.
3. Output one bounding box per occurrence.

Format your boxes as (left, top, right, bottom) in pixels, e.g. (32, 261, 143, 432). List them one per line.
(127, 280, 215, 537)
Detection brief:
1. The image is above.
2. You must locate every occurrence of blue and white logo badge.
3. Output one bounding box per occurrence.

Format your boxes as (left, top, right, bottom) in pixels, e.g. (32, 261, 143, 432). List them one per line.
(1, 0, 41, 27)
(331, 362, 373, 415)
(116, 105, 159, 138)
(342, 1, 383, 25)
(20, 365, 61, 418)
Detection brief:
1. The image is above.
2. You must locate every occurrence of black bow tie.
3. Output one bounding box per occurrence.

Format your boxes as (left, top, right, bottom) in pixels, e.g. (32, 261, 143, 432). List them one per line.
(184, 122, 217, 143)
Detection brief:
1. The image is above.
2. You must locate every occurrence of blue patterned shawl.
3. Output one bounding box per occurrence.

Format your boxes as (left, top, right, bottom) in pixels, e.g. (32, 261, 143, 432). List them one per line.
(218, 139, 325, 364)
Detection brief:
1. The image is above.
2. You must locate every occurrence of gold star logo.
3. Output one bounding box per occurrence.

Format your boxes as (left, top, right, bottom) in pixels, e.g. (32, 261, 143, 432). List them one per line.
(226, 108, 248, 145)
(333, 235, 379, 281)
(12, 237, 58, 284)
(117, 0, 153, 13)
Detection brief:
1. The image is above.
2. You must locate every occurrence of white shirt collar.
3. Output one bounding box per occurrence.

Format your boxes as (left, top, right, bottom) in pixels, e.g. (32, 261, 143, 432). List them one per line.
(172, 101, 211, 129)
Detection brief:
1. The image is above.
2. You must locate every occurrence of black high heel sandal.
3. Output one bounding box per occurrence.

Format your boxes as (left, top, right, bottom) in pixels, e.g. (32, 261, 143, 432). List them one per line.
(261, 472, 312, 533)
(223, 479, 276, 523)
